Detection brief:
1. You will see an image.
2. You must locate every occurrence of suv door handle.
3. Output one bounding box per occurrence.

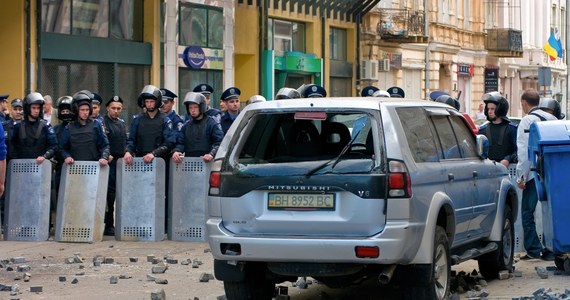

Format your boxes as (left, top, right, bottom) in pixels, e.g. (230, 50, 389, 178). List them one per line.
(473, 171, 478, 179)
(448, 173, 454, 181)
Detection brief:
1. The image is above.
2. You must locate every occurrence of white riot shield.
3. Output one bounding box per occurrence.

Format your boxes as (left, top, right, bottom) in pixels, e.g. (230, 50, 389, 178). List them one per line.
(116, 157, 165, 241)
(168, 158, 210, 241)
(4, 159, 52, 241)
(55, 161, 109, 242)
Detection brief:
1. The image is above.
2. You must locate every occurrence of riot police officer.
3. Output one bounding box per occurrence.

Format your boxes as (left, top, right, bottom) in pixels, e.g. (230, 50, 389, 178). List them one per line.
(124, 85, 175, 165)
(172, 92, 224, 163)
(102, 96, 127, 236)
(52, 96, 74, 221)
(300, 84, 327, 98)
(4, 99, 24, 161)
(59, 90, 110, 165)
(12, 92, 57, 164)
(193, 83, 222, 122)
(478, 91, 518, 167)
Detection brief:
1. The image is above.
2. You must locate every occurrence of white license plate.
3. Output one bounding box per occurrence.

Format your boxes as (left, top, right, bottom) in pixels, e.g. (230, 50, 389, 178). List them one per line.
(267, 193, 335, 210)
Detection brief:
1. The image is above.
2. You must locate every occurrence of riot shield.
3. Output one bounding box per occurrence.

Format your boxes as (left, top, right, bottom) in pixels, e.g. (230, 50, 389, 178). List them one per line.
(4, 159, 52, 241)
(168, 157, 210, 241)
(55, 161, 109, 242)
(116, 157, 165, 241)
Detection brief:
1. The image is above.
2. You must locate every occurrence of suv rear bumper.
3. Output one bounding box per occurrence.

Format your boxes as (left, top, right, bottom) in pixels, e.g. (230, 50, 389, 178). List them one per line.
(207, 218, 424, 264)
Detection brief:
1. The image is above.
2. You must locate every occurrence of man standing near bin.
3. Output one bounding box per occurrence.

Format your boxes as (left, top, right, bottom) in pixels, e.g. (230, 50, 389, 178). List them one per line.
(516, 89, 556, 261)
(478, 91, 517, 167)
(102, 96, 127, 236)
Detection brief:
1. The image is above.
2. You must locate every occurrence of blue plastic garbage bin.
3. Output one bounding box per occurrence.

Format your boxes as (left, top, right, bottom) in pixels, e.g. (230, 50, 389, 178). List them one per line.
(528, 120, 570, 255)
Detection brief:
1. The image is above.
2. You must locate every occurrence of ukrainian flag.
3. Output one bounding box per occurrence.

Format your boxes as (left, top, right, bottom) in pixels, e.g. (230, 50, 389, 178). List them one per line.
(544, 32, 564, 60)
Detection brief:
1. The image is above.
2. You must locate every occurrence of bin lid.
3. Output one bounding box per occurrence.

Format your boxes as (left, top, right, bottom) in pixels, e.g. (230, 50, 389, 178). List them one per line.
(529, 120, 570, 157)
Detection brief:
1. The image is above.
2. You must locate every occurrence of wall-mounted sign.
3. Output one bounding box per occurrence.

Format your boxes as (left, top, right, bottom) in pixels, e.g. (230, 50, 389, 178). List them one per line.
(458, 63, 474, 77)
(484, 67, 499, 93)
(178, 46, 224, 70)
(274, 52, 322, 74)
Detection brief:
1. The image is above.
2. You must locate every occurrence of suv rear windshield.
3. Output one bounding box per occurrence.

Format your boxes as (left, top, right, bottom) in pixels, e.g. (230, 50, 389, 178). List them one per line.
(229, 111, 379, 176)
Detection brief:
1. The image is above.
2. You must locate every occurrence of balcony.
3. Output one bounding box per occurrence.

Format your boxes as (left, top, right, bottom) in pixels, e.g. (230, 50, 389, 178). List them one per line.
(377, 9, 428, 43)
(485, 28, 523, 57)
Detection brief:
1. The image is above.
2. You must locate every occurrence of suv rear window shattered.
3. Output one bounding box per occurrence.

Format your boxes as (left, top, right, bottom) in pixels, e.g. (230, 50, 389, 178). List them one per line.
(232, 111, 377, 175)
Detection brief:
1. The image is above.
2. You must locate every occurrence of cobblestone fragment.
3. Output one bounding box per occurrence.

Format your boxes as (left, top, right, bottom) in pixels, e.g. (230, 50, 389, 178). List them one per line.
(30, 286, 42, 293)
(198, 273, 214, 282)
(129, 257, 139, 263)
(71, 278, 78, 284)
(152, 263, 168, 274)
(110, 276, 118, 284)
(16, 265, 31, 272)
(155, 278, 168, 284)
(150, 289, 165, 300)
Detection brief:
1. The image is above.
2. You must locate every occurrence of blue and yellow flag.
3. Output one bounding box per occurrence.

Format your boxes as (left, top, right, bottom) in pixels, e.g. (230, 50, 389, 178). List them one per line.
(544, 32, 563, 61)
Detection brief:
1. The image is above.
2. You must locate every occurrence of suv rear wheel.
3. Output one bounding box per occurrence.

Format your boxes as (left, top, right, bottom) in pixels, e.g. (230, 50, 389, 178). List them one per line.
(408, 226, 450, 300)
(477, 205, 514, 279)
(223, 263, 275, 300)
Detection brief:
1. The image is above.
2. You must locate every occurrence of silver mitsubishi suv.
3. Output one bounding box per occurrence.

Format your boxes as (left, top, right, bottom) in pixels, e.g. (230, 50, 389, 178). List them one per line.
(207, 97, 518, 300)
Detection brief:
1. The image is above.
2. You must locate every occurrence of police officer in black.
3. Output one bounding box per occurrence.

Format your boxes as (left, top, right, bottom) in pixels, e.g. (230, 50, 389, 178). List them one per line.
(12, 92, 57, 164)
(52, 96, 74, 224)
(124, 85, 175, 165)
(102, 96, 127, 236)
(193, 83, 222, 122)
(91, 92, 104, 123)
(59, 90, 110, 165)
(172, 92, 224, 163)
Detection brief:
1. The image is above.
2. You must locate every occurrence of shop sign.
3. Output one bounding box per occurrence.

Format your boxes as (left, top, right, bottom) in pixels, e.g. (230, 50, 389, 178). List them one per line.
(484, 67, 499, 93)
(178, 46, 224, 70)
(274, 52, 321, 73)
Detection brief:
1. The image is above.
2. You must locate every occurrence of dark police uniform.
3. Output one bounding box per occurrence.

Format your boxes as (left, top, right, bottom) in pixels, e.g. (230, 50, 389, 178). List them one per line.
(59, 118, 110, 161)
(12, 119, 57, 160)
(174, 117, 224, 157)
(219, 87, 241, 134)
(102, 99, 127, 235)
(126, 112, 175, 158)
(0, 94, 11, 124)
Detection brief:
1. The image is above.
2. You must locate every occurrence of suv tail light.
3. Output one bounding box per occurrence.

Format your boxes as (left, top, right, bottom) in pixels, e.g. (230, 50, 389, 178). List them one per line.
(209, 160, 222, 195)
(388, 159, 411, 198)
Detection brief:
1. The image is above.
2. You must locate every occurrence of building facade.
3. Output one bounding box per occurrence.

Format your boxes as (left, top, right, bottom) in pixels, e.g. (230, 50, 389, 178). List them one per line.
(362, 0, 568, 118)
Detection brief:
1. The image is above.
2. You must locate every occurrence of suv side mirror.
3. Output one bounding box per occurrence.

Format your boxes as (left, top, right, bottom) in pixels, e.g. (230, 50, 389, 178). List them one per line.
(476, 135, 489, 159)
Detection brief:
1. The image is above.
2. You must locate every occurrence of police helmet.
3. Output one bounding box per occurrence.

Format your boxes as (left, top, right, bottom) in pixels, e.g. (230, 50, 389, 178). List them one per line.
(302, 84, 327, 98)
(482, 91, 509, 120)
(539, 97, 565, 120)
(137, 85, 163, 109)
(56, 96, 74, 122)
(275, 87, 301, 100)
(23, 92, 45, 119)
(71, 90, 94, 117)
(361, 86, 380, 97)
(435, 94, 461, 110)
(372, 90, 391, 98)
(183, 92, 207, 115)
(247, 95, 266, 105)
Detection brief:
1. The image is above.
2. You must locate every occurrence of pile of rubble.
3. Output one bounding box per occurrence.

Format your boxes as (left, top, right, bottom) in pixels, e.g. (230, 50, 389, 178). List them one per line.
(0, 249, 223, 300)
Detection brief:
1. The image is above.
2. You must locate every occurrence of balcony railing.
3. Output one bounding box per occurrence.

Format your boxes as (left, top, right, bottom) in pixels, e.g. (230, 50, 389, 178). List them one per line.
(485, 28, 523, 57)
(377, 9, 425, 41)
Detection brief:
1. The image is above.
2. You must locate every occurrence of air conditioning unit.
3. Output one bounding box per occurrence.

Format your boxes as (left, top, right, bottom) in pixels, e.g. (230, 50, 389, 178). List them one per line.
(361, 60, 379, 80)
(379, 59, 391, 72)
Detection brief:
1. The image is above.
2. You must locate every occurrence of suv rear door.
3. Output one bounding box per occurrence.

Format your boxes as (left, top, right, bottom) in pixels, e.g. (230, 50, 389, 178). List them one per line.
(217, 109, 387, 238)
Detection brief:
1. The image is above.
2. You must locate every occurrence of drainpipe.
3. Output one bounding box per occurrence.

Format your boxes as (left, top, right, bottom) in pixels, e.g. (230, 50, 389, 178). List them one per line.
(356, 12, 362, 96)
(424, 0, 429, 99)
(566, 0, 569, 118)
(259, 1, 267, 95)
(321, 16, 325, 87)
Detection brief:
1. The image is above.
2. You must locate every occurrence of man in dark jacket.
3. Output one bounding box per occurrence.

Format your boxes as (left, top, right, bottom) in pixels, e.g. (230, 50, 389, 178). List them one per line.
(478, 91, 517, 167)
(172, 92, 223, 163)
